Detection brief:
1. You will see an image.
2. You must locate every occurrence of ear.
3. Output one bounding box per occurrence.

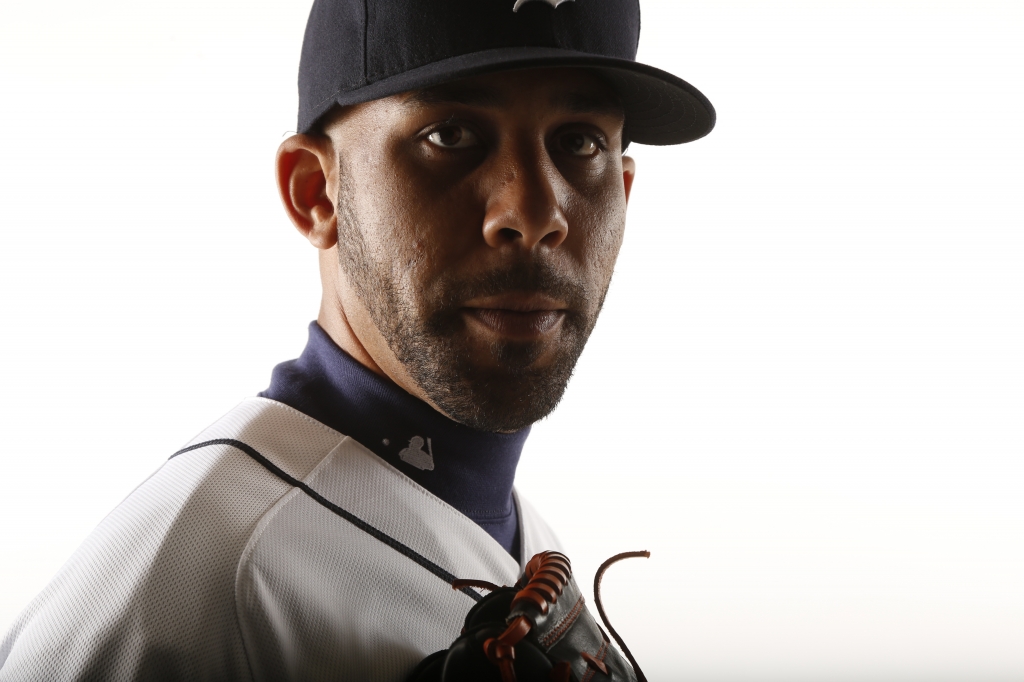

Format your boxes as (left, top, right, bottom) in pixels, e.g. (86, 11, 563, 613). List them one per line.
(276, 134, 339, 249)
(621, 155, 636, 204)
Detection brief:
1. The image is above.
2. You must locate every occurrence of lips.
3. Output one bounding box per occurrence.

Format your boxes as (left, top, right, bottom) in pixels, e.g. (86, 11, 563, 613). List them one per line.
(461, 293, 567, 339)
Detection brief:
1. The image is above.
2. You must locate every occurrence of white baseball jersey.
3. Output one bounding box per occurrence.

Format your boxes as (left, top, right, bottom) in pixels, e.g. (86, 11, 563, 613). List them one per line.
(0, 398, 562, 681)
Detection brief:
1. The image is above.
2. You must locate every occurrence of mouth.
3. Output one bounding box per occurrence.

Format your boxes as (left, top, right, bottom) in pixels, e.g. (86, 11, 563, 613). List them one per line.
(461, 293, 567, 339)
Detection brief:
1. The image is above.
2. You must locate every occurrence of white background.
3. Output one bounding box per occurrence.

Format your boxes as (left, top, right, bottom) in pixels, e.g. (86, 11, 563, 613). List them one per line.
(1, 1, 1021, 680)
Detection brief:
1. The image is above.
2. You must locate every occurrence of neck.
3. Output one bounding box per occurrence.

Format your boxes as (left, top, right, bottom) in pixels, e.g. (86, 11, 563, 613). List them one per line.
(259, 322, 531, 556)
(316, 246, 385, 378)
(317, 248, 450, 418)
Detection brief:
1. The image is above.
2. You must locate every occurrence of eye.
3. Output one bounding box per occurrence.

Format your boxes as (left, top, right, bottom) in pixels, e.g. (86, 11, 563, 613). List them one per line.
(558, 131, 600, 156)
(426, 125, 479, 149)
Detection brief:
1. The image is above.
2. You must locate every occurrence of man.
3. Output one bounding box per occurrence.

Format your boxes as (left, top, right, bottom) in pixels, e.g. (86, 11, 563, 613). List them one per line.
(0, 0, 713, 679)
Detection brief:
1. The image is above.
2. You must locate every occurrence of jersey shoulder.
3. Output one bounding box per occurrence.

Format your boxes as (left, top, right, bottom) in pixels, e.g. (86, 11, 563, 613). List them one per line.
(0, 398, 344, 682)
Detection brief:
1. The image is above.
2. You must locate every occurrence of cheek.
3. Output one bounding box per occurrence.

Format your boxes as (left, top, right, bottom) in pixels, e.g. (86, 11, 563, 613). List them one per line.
(565, 181, 628, 291)
(349, 161, 478, 295)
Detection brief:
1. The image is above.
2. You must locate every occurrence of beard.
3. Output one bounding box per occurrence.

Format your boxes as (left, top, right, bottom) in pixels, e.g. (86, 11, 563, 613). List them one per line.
(334, 181, 607, 433)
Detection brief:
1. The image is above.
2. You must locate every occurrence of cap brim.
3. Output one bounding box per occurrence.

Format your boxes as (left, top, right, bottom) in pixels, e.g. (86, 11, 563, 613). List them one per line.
(308, 46, 714, 145)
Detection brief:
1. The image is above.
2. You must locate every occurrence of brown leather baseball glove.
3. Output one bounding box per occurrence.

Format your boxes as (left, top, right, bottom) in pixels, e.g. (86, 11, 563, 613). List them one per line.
(406, 550, 649, 682)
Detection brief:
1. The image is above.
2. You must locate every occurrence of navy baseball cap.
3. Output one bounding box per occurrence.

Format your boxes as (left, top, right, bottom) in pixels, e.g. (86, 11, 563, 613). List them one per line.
(297, 0, 715, 145)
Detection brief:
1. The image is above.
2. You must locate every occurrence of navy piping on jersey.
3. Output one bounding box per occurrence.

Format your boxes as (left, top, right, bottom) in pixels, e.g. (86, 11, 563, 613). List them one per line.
(170, 438, 483, 603)
(258, 322, 528, 559)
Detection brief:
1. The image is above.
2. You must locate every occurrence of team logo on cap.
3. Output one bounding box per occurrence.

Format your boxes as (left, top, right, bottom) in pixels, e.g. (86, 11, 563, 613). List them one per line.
(513, 0, 575, 11)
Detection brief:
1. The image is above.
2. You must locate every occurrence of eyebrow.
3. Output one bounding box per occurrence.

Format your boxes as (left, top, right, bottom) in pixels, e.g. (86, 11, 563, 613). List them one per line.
(404, 84, 625, 119)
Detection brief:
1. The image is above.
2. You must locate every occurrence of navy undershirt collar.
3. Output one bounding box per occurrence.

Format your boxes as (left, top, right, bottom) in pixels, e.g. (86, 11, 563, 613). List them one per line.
(259, 322, 528, 558)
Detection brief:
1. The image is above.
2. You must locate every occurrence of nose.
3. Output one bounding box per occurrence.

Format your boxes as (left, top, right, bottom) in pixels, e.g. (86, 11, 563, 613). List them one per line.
(481, 148, 569, 251)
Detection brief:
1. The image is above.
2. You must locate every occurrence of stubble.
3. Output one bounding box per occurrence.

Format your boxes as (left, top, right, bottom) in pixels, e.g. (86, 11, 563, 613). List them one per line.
(333, 171, 609, 433)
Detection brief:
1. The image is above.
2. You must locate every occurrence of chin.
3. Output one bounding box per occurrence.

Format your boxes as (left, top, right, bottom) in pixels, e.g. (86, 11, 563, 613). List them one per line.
(485, 337, 552, 371)
(398, 310, 592, 432)
(428, 347, 577, 432)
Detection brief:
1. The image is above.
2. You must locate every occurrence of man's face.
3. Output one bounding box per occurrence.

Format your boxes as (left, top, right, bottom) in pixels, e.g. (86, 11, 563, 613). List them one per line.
(323, 67, 633, 432)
